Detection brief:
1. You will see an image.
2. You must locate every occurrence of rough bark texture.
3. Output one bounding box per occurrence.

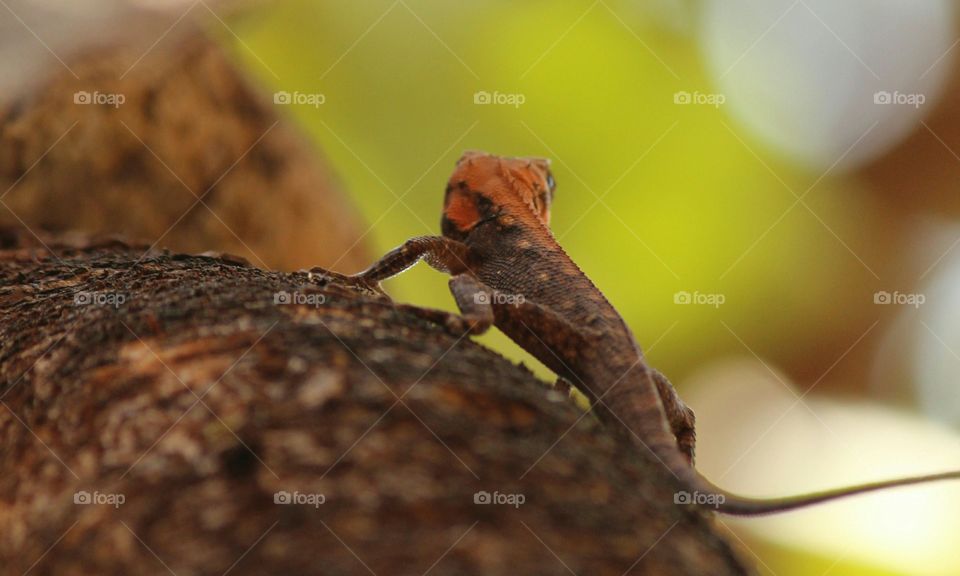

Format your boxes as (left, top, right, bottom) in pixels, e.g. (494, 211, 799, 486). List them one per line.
(0, 29, 370, 273)
(0, 228, 751, 576)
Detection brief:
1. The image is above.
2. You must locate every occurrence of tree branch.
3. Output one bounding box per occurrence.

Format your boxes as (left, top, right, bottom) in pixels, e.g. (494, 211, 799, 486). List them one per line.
(0, 228, 750, 575)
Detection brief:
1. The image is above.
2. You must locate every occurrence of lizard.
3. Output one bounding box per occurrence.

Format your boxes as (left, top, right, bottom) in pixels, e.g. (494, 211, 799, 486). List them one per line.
(331, 150, 960, 515)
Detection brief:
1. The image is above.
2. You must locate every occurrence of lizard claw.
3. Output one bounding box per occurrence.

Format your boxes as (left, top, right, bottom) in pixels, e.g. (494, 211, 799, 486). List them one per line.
(310, 268, 388, 298)
(353, 277, 388, 297)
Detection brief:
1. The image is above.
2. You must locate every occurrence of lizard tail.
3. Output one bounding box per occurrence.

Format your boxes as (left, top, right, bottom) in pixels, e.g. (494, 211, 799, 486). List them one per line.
(601, 367, 960, 516)
(687, 469, 960, 516)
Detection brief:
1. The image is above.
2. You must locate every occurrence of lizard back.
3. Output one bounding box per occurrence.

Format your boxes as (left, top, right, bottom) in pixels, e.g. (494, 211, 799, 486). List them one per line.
(443, 152, 644, 384)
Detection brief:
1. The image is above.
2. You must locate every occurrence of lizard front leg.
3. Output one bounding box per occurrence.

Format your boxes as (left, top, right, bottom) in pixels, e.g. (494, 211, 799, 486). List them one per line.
(327, 236, 471, 293)
(446, 274, 495, 335)
(322, 236, 489, 336)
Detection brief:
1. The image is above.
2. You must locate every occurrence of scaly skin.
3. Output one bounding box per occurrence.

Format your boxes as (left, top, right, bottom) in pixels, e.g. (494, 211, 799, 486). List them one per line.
(340, 150, 960, 515)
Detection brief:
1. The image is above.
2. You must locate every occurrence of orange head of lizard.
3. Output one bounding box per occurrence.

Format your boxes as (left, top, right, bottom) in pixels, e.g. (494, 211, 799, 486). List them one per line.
(441, 150, 555, 240)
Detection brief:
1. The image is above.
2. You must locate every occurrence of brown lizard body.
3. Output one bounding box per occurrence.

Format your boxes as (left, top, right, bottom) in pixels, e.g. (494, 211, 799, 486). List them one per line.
(338, 150, 960, 515)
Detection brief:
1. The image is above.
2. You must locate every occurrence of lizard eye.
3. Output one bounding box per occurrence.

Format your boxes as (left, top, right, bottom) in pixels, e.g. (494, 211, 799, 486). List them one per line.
(545, 173, 555, 193)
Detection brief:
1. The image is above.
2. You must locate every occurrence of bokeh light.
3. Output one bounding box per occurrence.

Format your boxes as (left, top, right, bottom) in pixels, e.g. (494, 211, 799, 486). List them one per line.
(702, 0, 956, 170)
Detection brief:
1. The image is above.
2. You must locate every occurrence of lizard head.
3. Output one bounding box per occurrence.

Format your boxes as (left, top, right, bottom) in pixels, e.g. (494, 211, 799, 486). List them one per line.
(442, 150, 555, 240)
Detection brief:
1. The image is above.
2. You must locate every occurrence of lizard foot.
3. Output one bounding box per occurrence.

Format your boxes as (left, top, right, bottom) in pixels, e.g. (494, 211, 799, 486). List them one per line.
(310, 267, 388, 298)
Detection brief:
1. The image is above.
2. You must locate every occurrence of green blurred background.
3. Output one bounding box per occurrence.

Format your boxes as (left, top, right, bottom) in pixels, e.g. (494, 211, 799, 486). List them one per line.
(229, 0, 856, 383)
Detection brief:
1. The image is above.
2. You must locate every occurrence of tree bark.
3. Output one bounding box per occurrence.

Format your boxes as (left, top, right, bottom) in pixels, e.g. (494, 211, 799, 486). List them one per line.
(0, 228, 751, 576)
(0, 29, 371, 273)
